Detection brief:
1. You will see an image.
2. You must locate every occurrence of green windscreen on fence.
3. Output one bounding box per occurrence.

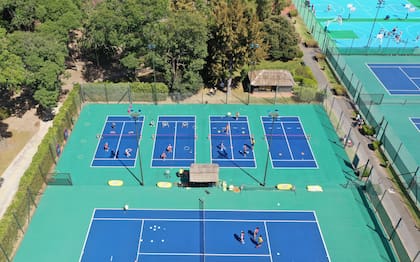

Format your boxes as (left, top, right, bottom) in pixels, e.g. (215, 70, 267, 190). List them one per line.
(328, 31, 358, 39)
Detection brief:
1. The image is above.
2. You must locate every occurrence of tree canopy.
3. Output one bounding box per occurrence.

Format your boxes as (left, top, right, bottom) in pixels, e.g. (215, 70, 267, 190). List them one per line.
(0, 0, 302, 117)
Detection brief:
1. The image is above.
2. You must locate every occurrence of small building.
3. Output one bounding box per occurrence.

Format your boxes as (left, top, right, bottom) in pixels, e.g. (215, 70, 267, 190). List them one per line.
(248, 69, 295, 93)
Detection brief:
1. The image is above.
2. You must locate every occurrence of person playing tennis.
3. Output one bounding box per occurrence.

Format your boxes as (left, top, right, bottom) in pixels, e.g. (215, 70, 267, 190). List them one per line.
(256, 235, 264, 248)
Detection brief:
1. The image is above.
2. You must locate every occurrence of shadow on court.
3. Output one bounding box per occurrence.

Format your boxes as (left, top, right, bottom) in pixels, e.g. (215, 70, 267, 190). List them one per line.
(219, 151, 263, 186)
(116, 155, 143, 186)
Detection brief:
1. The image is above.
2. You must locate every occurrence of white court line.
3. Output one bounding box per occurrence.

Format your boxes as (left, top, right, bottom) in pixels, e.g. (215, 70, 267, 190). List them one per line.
(280, 122, 294, 160)
(399, 67, 420, 90)
(93, 217, 317, 223)
(138, 252, 271, 257)
(263, 221, 273, 262)
(135, 219, 145, 261)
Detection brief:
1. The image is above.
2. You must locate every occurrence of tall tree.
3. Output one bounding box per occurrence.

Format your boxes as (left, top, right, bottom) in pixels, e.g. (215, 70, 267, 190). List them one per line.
(163, 10, 208, 97)
(256, 0, 271, 21)
(262, 15, 300, 61)
(82, 0, 168, 68)
(0, 28, 25, 88)
(206, 0, 265, 92)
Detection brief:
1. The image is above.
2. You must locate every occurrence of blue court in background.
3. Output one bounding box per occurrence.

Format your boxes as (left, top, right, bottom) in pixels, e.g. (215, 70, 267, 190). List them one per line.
(91, 116, 144, 167)
(410, 117, 420, 131)
(79, 209, 330, 262)
(368, 64, 420, 95)
(209, 115, 256, 168)
(151, 116, 196, 168)
(261, 116, 317, 168)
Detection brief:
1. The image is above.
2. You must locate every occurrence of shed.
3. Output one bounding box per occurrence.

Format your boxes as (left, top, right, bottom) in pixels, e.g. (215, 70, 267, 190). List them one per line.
(189, 163, 219, 186)
(248, 69, 295, 92)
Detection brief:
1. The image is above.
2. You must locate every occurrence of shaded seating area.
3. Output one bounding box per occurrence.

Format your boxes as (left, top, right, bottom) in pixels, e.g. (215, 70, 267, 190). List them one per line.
(177, 163, 219, 187)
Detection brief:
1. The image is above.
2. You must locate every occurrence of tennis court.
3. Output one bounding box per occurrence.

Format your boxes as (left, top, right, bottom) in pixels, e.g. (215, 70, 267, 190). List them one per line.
(152, 116, 196, 168)
(79, 208, 329, 262)
(209, 115, 256, 168)
(13, 104, 398, 262)
(91, 116, 144, 167)
(261, 115, 317, 168)
(410, 117, 420, 131)
(312, 0, 420, 20)
(367, 63, 420, 95)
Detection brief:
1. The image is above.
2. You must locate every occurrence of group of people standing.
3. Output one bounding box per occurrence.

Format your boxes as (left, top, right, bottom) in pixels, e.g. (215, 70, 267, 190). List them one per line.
(239, 227, 264, 248)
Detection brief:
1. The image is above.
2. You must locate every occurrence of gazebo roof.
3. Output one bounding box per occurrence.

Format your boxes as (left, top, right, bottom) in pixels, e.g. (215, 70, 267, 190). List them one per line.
(248, 69, 295, 87)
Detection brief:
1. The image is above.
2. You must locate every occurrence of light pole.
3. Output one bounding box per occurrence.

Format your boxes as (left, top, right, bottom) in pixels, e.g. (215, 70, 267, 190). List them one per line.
(249, 43, 259, 105)
(148, 44, 157, 105)
(346, 4, 356, 19)
(366, 0, 385, 48)
(261, 109, 279, 186)
(129, 108, 144, 186)
(404, 4, 415, 19)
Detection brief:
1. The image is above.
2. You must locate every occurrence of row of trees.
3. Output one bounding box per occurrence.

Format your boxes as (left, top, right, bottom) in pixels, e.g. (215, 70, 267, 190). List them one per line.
(0, 0, 83, 118)
(0, 0, 301, 117)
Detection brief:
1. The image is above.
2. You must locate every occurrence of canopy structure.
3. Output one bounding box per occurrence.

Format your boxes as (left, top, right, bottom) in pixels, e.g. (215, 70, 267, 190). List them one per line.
(189, 163, 219, 185)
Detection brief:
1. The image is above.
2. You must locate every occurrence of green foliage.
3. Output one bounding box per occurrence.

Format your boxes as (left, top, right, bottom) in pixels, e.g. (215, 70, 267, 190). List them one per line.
(262, 16, 300, 61)
(206, 0, 266, 87)
(130, 82, 169, 101)
(34, 88, 59, 109)
(372, 140, 381, 151)
(163, 10, 208, 94)
(289, 9, 298, 17)
(0, 85, 81, 262)
(0, 107, 10, 120)
(361, 124, 375, 136)
(332, 83, 347, 96)
(256, 0, 271, 21)
(293, 64, 315, 80)
(304, 39, 318, 48)
(293, 86, 320, 102)
(0, 28, 26, 87)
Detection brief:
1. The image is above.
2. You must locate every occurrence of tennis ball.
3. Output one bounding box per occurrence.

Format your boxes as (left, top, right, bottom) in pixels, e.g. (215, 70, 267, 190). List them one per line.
(123, 204, 129, 210)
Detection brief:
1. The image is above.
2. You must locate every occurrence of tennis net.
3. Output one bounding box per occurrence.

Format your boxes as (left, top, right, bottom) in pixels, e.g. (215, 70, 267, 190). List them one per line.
(151, 134, 198, 139)
(209, 133, 310, 140)
(199, 198, 206, 262)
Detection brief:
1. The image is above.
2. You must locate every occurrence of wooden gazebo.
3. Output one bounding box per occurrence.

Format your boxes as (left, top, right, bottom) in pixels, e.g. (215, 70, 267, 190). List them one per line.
(248, 69, 295, 93)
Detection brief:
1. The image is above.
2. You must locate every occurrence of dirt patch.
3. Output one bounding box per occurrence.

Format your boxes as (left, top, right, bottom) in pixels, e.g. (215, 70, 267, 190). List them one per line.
(0, 109, 40, 176)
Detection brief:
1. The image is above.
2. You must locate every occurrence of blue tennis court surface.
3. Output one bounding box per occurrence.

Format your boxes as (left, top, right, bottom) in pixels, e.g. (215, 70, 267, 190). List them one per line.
(410, 117, 420, 132)
(261, 116, 317, 168)
(368, 64, 420, 95)
(91, 116, 144, 167)
(209, 115, 256, 168)
(151, 116, 196, 168)
(79, 209, 330, 262)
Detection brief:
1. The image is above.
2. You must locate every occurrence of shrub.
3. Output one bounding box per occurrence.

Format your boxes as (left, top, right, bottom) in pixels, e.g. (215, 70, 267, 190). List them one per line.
(289, 9, 298, 17)
(361, 124, 375, 136)
(0, 107, 10, 120)
(331, 84, 347, 96)
(304, 39, 318, 48)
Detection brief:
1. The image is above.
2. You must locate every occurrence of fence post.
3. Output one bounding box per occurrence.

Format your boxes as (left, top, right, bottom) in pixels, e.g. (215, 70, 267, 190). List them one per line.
(343, 127, 352, 148)
(388, 217, 402, 241)
(12, 212, 25, 234)
(329, 96, 335, 117)
(0, 243, 11, 262)
(336, 110, 344, 131)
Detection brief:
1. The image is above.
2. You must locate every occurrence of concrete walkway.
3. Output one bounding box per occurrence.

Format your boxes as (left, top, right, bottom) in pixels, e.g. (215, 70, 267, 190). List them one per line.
(0, 120, 52, 218)
(300, 43, 420, 261)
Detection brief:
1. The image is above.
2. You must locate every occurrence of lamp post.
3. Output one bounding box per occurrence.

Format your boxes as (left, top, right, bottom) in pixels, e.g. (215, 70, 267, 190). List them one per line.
(404, 4, 415, 19)
(366, 0, 385, 48)
(148, 44, 157, 105)
(346, 4, 356, 19)
(249, 43, 259, 105)
(261, 109, 279, 186)
(129, 108, 144, 186)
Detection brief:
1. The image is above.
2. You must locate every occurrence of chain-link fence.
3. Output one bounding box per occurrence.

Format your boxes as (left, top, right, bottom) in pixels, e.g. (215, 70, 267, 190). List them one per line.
(0, 86, 81, 262)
